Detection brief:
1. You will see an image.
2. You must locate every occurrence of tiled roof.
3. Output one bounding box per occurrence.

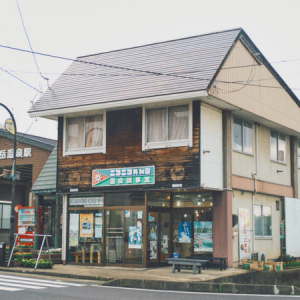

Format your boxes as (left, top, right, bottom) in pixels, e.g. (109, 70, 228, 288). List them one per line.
(31, 144, 57, 193)
(29, 28, 241, 113)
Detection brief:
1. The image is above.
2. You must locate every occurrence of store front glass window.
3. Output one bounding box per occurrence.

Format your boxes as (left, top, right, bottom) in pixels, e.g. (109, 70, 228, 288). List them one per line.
(68, 195, 104, 264)
(173, 193, 213, 258)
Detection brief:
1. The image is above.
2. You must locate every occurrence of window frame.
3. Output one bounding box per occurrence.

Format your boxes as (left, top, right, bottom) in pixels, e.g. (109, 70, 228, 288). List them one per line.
(270, 130, 286, 163)
(63, 112, 106, 156)
(298, 141, 300, 169)
(142, 102, 193, 150)
(233, 117, 254, 154)
(254, 204, 272, 238)
(0, 202, 11, 229)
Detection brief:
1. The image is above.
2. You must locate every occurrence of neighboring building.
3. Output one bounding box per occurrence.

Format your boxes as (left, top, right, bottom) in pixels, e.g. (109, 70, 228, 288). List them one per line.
(0, 129, 56, 244)
(31, 145, 62, 248)
(28, 28, 300, 267)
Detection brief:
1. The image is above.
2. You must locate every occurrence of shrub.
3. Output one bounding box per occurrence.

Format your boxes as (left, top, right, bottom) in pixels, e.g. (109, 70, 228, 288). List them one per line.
(14, 252, 33, 260)
(19, 259, 53, 269)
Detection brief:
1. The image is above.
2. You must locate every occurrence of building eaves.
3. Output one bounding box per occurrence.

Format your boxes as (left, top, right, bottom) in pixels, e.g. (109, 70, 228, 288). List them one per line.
(0, 129, 56, 151)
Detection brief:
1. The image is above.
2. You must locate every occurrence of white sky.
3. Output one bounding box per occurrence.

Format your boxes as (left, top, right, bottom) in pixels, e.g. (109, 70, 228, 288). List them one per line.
(0, 0, 299, 140)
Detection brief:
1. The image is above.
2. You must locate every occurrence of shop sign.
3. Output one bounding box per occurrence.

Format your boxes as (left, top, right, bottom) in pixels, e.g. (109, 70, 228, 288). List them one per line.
(69, 196, 103, 207)
(92, 166, 155, 187)
(0, 147, 32, 160)
(238, 208, 251, 260)
(280, 222, 285, 239)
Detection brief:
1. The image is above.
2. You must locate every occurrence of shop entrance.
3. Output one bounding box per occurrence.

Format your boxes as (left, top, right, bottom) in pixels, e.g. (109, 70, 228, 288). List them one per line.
(105, 209, 144, 266)
(148, 210, 170, 266)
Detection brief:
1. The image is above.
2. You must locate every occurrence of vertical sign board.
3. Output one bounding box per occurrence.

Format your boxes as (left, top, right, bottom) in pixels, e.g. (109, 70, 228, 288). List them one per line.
(238, 208, 251, 260)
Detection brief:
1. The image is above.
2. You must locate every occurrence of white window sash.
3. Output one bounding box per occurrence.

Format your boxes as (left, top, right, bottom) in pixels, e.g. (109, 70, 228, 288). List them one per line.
(63, 112, 106, 156)
(142, 102, 192, 150)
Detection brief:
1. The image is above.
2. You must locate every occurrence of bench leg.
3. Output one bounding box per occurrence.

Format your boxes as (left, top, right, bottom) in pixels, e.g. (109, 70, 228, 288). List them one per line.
(193, 265, 196, 275)
(198, 265, 202, 274)
(177, 266, 181, 272)
(172, 265, 176, 273)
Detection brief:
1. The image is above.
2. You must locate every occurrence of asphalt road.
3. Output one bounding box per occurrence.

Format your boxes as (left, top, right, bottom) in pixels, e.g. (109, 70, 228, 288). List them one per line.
(0, 273, 299, 300)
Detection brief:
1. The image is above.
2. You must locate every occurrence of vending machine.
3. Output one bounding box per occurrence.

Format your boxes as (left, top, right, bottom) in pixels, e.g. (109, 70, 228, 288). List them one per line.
(17, 206, 41, 246)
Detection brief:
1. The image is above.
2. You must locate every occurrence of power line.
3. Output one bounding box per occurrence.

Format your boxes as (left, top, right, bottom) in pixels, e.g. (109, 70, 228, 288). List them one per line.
(0, 67, 42, 93)
(15, 0, 48, 83)
(0, 43, 299, 93)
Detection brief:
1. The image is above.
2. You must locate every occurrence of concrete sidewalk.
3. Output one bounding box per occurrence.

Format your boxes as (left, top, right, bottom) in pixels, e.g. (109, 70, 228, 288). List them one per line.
(0, 264, 299, 295)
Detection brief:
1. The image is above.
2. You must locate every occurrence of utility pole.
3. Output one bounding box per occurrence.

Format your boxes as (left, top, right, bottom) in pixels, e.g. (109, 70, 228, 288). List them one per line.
(0, 103, 17, 257)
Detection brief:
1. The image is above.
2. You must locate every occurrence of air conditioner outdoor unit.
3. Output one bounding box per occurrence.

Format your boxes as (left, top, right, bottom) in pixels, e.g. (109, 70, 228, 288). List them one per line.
(251, 252, 267, 262)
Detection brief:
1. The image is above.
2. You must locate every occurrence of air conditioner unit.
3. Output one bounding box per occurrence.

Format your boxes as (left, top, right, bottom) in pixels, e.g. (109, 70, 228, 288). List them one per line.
(251, 252, 267, 262)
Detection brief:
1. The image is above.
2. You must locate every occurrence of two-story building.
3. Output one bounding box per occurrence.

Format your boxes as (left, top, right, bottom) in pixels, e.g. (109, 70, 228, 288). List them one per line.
(28, 28, 300, 267)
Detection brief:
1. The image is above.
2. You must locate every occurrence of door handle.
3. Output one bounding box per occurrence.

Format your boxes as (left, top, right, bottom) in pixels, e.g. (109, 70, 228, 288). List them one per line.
(203, 150, 210, 154)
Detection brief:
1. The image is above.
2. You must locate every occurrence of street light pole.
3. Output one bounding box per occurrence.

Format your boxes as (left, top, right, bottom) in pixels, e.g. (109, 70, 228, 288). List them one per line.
(0, 103, 17, 257)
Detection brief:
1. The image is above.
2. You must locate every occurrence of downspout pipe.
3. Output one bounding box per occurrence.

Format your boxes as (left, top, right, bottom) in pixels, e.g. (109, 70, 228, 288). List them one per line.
(251, 123, 259, 254)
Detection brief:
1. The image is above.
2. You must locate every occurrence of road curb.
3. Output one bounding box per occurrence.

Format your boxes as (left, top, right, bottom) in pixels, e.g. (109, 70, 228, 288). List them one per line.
(103, 278, 300, 295)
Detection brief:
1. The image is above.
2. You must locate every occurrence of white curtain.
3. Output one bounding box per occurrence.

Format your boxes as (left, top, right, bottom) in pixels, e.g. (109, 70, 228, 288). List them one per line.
(168, 105, 188, 140)
(147, 108, 167, 142)
(85, 115, 103, 147)
(67, 117, 85, 149)
(243, 121, 253, 153)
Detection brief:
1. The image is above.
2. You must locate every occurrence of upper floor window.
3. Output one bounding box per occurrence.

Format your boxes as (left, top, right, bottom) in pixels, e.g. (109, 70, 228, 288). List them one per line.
(254, 205, 272, 237)
(233, 117, 253, 154)
(143, 103, 192, 150)
(270, 131, 286, 162)
(64, 113, 106, 155)
(0, 203, 10, 229)
(298, 141, 300, 168)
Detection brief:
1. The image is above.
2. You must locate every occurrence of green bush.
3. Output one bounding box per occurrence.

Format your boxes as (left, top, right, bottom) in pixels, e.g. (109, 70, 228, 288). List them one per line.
(19, 259, 53, 269)
(14, 253, 33, 260)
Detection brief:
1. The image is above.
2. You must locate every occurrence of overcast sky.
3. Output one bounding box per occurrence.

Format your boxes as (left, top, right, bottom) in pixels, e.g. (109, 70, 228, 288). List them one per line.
(0, 0, 299, 140)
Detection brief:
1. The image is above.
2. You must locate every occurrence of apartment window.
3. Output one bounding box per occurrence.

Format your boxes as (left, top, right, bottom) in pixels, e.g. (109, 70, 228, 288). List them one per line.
(64, 114, 106, 155)
(0, 203, 10, 229)
(270, 131, 286, 162)
(143, 104, 192, 150)
(254, 205, 272, 237)
(233, 117, 253, 153)
(298, 141, 300, 168)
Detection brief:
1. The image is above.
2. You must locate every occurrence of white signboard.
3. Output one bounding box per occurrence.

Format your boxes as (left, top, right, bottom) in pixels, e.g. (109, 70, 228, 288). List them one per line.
(0, 147, 32, 159)
(238, 208, 251, 260)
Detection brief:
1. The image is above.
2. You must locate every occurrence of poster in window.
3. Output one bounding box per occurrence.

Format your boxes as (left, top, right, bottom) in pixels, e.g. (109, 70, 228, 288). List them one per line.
(178, 222, 191, 243)
(238, 208, 251, 260)
(69, 214, 79, 247)
(150, 241, 157, 259)
(80, 214, 93, 238)
(149, 222, 158, 240)
(94, 215, 103, 239)
(194, 221, 213, 252)
(128, 226, 142, 249)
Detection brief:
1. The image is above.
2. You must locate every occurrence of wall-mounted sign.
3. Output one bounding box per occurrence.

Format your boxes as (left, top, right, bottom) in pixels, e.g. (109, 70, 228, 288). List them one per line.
(70, 196, 103, 207)
(238, 208, 251, 260)
(92, 166, 155, 187)
(0, 147, 32, 160)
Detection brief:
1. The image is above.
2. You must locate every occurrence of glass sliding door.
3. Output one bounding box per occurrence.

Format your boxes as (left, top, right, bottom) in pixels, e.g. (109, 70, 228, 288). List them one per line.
(106, 210, 124, 264)
(124, 210, 143, 265)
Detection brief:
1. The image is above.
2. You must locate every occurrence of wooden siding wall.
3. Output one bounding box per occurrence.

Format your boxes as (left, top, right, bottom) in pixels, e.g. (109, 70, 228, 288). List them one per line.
(0, 136, 52, 185)
(57, 102, 201, 192)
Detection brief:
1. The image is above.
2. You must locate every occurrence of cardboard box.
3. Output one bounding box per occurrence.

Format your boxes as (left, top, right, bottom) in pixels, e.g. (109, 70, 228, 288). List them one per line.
(264, 264, 273, 271)
(242, 260, 262, 270)
(272, 262, 283, 272)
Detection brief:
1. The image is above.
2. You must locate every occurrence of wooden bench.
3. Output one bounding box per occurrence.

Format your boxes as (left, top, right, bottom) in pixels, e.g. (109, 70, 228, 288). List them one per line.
(186, 256, 227, 271)
(167, 258, 209, 275)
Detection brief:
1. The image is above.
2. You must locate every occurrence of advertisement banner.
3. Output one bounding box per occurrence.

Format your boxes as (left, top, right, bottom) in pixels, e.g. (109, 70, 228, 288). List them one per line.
(128, 226, 142, 249)
(238, 208, 251, 260)
(80, 214, 93, 238)
(178, 222, 191, 243)
(194, 221, 213, 252)
(69, 214, 79, 247)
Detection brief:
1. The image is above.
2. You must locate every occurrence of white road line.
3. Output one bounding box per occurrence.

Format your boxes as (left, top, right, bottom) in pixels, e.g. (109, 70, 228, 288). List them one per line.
(0, 278, 67, 288)
(0, 286, 23, 292)
(0, 274, 86, 286)
(0, 282, 45, 289)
